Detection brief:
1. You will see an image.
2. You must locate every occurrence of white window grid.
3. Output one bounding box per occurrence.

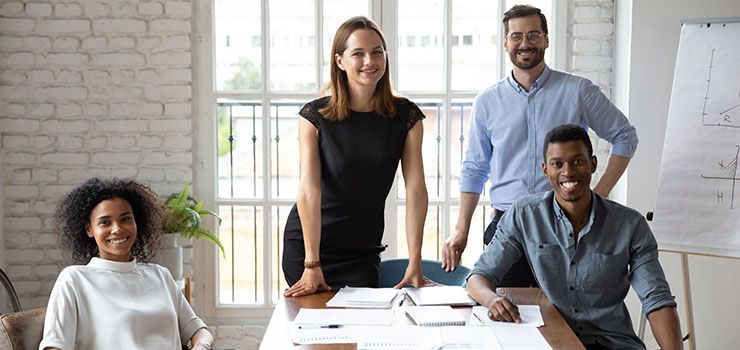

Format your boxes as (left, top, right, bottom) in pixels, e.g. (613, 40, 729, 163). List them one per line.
(193, 0, 564, 317)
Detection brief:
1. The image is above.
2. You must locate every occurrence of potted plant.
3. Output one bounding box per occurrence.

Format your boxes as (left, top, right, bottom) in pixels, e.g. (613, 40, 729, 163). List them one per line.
(162, 183, 226, 280)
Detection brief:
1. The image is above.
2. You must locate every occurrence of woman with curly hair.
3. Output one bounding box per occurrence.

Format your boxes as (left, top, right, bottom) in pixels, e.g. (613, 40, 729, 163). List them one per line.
(40, 177, 213, 350)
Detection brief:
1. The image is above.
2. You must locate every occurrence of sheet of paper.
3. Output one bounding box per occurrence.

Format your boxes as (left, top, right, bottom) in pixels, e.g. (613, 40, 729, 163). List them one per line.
(356, 326, 442, 350)
(439, 326, 502, 349)
(489, 323, 552, 350)
(405, 286, 476, 306)
(288, 325, 355, 345)
(326, 287, 403, 308)
(470, 305, 544, 327)
(293, 308, 394, 326)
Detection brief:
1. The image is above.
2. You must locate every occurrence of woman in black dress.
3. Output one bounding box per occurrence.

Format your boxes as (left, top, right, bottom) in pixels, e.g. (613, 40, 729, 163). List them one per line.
(282, 16, 430, 296)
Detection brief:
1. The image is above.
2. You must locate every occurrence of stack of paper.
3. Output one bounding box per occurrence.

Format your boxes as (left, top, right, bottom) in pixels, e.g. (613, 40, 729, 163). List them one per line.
(405, 286, 476, 306)
(404, 306, 466, 327)
(326, 287, 403, 308)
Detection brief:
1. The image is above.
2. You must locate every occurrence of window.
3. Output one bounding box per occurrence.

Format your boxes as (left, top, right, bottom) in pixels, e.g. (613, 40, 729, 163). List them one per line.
(197, 0, 560, 314)
(462, 34, 473, 46)
(406, 35, 416, 47)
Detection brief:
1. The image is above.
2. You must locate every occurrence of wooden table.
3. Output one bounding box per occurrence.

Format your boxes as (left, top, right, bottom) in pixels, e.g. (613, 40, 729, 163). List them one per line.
(259, 288, 584, 350)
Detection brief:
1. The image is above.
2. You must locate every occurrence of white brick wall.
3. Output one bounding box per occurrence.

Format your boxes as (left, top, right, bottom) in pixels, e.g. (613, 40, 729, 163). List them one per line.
(0, 0, 195, 309)
(568, 0, 618, 179)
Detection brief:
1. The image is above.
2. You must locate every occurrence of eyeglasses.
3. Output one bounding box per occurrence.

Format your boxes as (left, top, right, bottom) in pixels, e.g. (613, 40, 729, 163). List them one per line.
(507, 31, 546, 45)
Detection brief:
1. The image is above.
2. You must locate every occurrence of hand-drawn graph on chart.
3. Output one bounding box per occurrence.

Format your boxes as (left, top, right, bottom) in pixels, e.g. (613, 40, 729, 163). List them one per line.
(701, 49, 740, 128)
(701, 145, 740, 209)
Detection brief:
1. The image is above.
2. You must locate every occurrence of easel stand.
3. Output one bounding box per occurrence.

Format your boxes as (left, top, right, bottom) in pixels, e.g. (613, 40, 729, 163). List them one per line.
(637, 244, 740, 350)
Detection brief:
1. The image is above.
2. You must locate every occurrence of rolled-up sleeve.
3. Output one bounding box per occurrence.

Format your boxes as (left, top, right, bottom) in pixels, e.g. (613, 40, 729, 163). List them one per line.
(579, 78, 638, 158)
(628, 216, 677, 315)
(460, 96, 493, 193)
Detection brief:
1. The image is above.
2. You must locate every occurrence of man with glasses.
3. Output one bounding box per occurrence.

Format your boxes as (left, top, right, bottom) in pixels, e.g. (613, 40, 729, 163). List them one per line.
(442, 5, 639, 287)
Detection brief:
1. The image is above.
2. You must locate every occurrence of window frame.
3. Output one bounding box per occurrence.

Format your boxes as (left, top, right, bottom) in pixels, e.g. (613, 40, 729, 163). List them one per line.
(194, 0, 565, 318)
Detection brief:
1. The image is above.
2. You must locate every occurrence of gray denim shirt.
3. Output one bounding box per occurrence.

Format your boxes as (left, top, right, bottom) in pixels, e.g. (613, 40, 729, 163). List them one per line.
(470, 191, 676, 349)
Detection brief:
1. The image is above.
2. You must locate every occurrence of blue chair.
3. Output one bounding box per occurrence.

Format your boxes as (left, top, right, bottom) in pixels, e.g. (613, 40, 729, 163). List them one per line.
(379, 258, 471, 287)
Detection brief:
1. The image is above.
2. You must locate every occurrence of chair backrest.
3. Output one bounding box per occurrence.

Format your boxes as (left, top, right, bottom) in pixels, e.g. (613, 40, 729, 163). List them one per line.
(0, 307, 46, 350)
(0, 268, 22, 313)
(379, 258, 471, 288)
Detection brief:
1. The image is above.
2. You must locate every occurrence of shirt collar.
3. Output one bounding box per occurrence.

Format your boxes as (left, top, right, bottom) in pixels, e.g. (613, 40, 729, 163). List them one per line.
(506, 65, 551, 94)
(551, 190, 597, 237)
(88, 257, 137, 272)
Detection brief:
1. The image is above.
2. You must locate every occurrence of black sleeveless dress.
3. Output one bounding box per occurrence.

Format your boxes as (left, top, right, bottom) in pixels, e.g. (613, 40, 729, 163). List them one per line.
(282, 96, 425, 288)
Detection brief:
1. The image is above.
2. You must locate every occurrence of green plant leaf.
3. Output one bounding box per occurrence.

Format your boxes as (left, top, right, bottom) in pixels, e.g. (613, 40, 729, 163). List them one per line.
(162, 183, 225, 259)
(196, 226, 227, 258)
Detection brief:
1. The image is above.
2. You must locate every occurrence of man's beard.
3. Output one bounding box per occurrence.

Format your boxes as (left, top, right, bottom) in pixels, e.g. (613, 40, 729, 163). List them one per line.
(509, 48, 544, 70)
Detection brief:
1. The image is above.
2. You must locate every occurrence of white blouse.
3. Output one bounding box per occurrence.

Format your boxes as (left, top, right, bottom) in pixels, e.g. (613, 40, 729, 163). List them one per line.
(40, 258, 206, 350)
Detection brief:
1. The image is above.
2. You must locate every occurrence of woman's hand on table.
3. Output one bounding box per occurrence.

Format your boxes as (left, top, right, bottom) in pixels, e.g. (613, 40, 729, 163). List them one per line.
(284, 267, 331, 297)
(394, 263, 439, 288)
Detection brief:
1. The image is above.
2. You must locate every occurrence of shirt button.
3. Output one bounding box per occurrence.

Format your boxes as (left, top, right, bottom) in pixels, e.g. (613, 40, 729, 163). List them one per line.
(530, 166, 533, 170)
(529, 143, 534, 148)
(570, 261, 575, 266)
(570, 286, 574, 290)
(539, 244, 543, 249)
(528, 189, 534, 193)
(529, 120, 533, 124)
(528, 96, 533, 102)
(569, 233, 573, 237)
(574, 309, 579, 313)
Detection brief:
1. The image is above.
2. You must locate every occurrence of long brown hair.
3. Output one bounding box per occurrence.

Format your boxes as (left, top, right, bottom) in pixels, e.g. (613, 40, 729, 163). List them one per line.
(319, 16, 397, 121)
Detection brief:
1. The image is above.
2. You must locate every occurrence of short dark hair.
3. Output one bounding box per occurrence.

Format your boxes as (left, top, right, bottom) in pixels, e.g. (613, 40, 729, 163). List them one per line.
(503, 4, 548, 35)
(543, 124, 593, 159)
(55, 177, 164, 264)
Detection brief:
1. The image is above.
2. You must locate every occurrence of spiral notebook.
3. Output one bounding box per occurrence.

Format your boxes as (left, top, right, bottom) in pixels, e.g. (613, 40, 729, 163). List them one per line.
(326, 287, 403, 308)
(346, 288, 401, 307)
(405, 286, 476, 306)
(404, 305, 466, 327)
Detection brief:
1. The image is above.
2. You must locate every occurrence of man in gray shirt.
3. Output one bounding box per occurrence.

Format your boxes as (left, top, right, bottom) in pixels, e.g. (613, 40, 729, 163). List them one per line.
(466, 125, 681, 350)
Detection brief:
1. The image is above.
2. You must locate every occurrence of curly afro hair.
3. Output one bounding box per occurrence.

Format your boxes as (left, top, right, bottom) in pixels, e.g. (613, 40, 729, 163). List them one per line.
(55, 177, 165, 264)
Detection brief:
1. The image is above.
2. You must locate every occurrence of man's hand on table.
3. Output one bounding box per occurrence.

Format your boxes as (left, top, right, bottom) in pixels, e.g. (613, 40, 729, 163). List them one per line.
(486, 295, 521, 323)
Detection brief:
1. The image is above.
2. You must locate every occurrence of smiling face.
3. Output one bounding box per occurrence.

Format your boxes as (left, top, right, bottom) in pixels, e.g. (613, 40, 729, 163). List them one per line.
(504, 14, 548, 70)
(335, 28, 387, 91)
(542, 140, 597, 205)
(85, 196, 137, 262)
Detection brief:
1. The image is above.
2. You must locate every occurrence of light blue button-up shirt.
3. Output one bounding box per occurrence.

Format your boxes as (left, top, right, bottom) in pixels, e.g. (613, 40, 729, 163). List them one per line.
(470, 191, 676, 349)
(460, 66, 638, 210)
